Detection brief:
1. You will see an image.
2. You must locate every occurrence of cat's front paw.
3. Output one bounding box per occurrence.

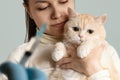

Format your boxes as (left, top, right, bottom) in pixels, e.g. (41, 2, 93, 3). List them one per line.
(77, 46, 90, 58)
(52, 42, 66, 62)
(52, 50, 65, 62)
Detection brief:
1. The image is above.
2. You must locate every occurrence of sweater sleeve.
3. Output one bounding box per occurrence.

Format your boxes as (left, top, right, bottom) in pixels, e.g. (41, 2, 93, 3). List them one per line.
(88, 70, 111, 80)
(0, 73, 8, 80)
(7, 43, 28, 63)
(0, 43, 27, 80)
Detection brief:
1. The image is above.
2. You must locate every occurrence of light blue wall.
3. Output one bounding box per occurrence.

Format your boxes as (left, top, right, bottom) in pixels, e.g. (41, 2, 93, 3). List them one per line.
(0, 0, 120, 63)
(0, 0, 25, 63)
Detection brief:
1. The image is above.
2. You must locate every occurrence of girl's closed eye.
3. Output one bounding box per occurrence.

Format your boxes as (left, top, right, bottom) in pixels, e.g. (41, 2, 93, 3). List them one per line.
(36, 3, 49, 11)
(59, 0, 68, 4)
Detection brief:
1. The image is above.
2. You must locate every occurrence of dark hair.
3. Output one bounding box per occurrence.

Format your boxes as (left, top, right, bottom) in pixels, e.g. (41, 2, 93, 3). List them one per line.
(23, 0, 37, 42)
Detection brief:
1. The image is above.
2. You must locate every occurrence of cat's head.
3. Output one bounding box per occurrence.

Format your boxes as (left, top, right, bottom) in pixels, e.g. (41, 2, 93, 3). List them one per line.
(64, 8, 107, 44)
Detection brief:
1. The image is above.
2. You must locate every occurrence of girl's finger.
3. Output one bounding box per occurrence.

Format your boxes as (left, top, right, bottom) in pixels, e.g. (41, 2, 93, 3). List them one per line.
(60, 63, 72, 69)
(57, 57, 72, 66)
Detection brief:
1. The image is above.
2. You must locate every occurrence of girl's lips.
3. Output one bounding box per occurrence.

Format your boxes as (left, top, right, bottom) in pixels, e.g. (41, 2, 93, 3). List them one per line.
(51, 21, 67, 27)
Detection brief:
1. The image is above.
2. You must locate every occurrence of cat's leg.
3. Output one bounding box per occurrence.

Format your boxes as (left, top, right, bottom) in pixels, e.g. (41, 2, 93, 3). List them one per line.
(52, 42, 66, 62)
(77, 41, 95, 58)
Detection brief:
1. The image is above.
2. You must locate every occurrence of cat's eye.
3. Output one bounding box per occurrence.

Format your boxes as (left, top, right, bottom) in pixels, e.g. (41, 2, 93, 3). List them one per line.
(87, 29, 94, 34)
(72, 27, 79, 31)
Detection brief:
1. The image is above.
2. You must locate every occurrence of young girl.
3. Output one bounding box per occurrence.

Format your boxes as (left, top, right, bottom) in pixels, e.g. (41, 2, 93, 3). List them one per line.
(1, 0, 118, 80)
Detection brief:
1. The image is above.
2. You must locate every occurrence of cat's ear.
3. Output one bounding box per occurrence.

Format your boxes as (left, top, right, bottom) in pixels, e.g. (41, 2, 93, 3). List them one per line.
(95, 14, 107, 25)
(68, 7, 77, 18)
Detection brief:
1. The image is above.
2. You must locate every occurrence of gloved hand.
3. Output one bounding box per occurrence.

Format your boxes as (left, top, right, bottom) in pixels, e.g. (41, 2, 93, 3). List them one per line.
(0, 61, 47, 80)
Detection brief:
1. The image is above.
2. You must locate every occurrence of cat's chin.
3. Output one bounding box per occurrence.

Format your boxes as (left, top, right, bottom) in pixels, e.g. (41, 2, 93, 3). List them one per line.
(77, 41, 82, 45)
(70, 41, 81, 46)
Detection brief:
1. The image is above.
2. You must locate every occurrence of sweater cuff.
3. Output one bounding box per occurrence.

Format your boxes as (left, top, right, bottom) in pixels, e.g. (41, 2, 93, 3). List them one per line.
(0, 73, 8, 80)
(88, 70, 111, 80)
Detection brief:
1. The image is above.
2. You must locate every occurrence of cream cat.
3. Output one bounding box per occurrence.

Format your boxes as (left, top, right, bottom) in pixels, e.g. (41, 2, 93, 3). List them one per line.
(51, 8, 120, 80)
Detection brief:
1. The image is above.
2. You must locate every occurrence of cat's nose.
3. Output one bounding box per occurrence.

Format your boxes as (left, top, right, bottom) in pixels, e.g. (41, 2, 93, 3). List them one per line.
(79, 35, 83, 38)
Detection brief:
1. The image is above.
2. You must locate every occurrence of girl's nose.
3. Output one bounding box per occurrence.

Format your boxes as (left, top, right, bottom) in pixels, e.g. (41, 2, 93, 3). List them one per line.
(51, 8, 62, 19)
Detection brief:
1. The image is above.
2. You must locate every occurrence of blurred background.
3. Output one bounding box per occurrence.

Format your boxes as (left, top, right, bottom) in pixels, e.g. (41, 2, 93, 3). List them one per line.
(0, 0, 120, 63)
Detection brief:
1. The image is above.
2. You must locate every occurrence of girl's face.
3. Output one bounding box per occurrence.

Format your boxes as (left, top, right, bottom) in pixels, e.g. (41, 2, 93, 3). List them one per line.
(25, 0, 75, 37)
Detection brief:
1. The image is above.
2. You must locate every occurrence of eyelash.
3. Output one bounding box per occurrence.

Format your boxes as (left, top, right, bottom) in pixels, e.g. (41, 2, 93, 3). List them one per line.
(37, 7, 48, 11)
(59, 0, 68, 4)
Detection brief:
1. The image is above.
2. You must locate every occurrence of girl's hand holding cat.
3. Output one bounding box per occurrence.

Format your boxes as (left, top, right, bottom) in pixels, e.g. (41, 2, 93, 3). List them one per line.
(57, 44, 105, 77)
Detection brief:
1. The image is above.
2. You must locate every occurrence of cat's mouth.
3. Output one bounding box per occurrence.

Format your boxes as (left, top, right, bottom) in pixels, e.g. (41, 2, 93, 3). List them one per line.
(80, 40, 84, 43)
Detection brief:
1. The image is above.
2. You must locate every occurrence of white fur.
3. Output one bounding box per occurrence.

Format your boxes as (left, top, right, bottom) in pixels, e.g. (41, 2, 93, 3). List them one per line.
(77, 40, 101, 58)
(52, 42, 66, 61)
(51, 41, 120, 80)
